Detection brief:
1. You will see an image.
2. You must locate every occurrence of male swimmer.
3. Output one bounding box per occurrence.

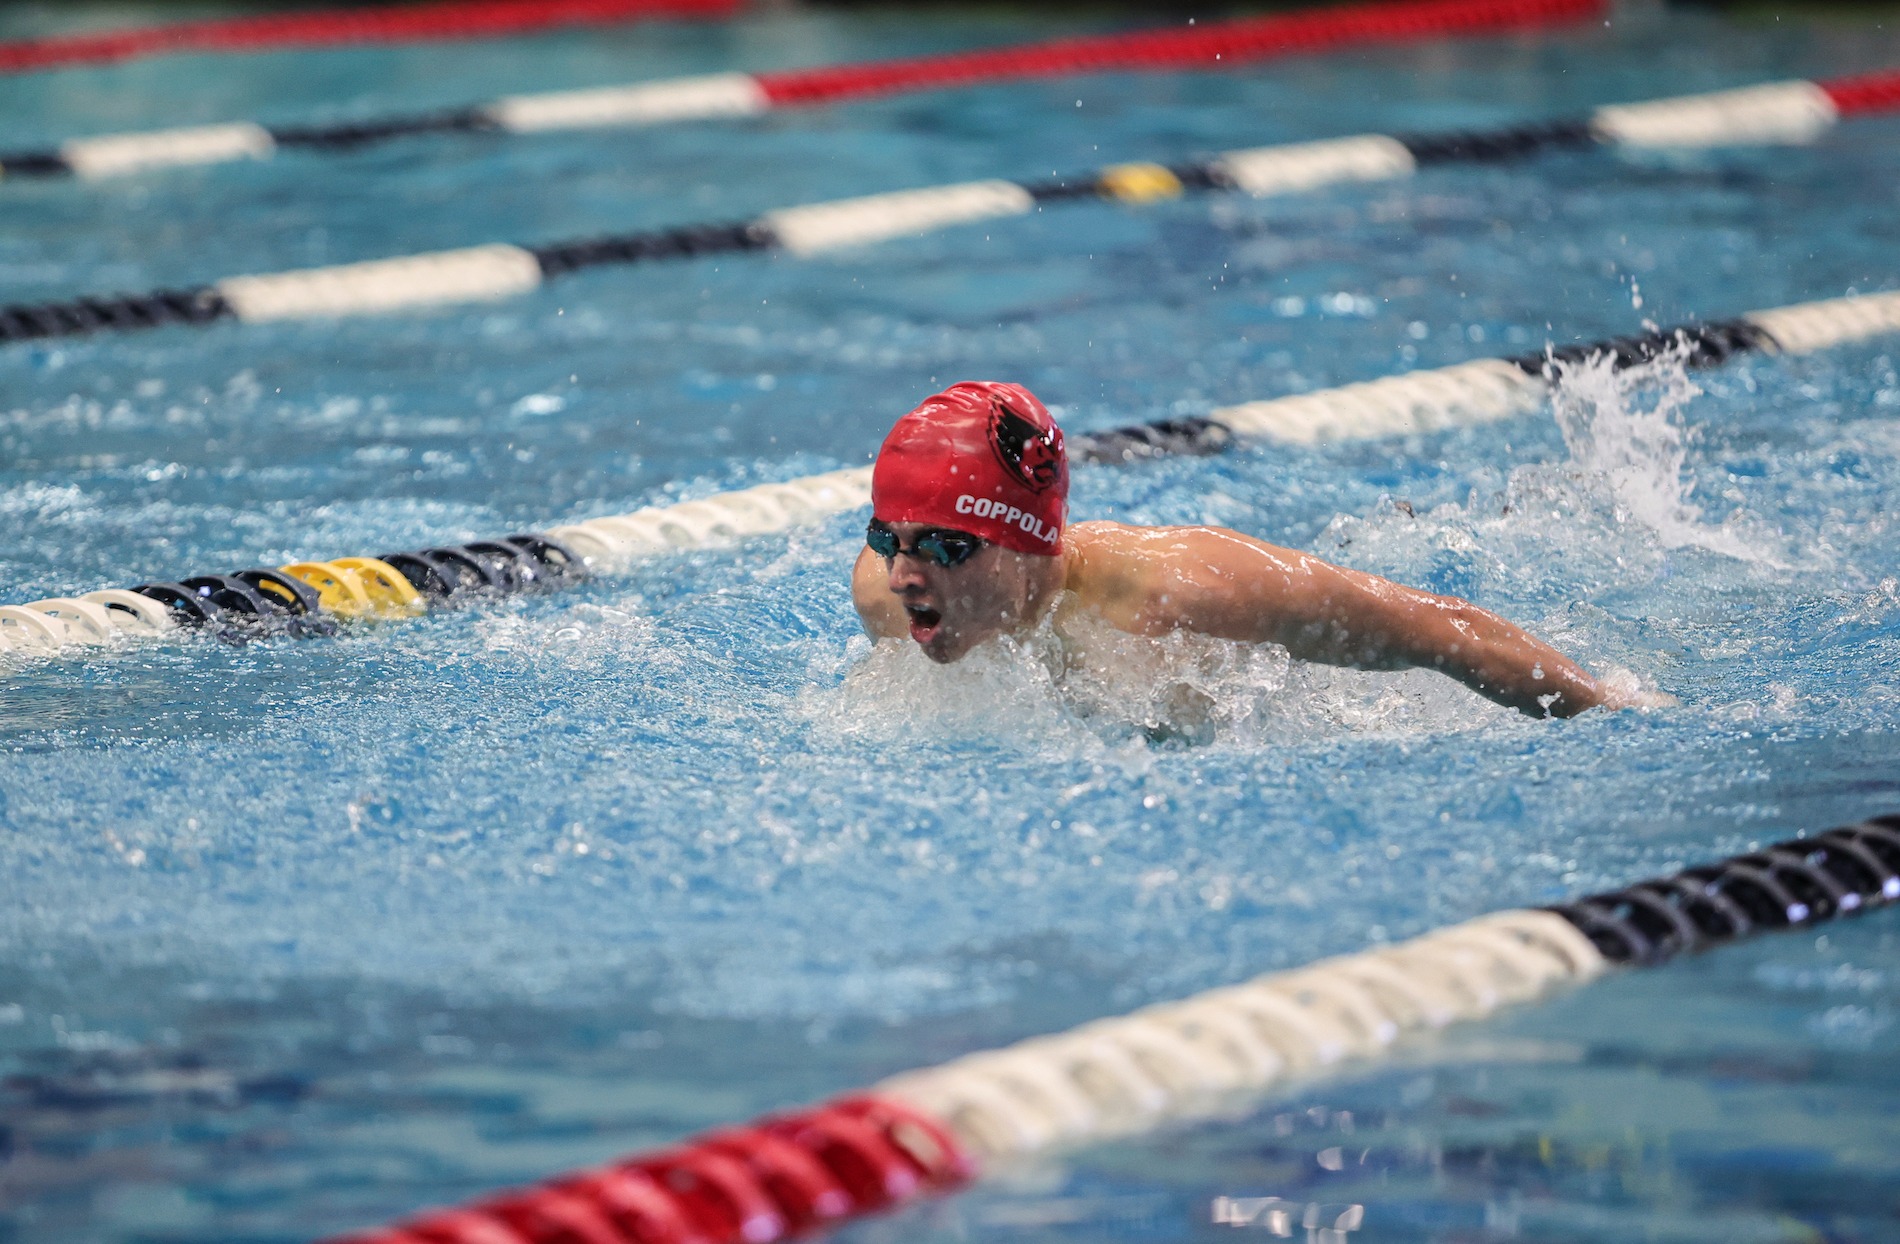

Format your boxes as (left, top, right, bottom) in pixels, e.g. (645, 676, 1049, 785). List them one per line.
(853, 381, 1639, 719)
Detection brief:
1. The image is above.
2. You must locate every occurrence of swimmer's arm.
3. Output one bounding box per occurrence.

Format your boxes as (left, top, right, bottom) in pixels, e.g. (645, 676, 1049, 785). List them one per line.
(1074, 523, 1613, 718)
(851, 547, 909, 640)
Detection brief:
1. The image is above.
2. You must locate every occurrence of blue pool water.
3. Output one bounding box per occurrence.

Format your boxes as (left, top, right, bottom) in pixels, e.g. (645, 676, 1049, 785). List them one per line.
(3, 4, 1900, 1240)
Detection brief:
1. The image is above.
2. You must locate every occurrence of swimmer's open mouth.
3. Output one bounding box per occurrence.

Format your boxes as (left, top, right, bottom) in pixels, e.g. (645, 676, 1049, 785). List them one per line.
(905, 604, 943, 643)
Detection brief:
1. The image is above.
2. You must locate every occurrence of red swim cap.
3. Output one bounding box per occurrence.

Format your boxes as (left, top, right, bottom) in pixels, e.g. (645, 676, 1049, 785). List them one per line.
(871, 381, 1067, 556)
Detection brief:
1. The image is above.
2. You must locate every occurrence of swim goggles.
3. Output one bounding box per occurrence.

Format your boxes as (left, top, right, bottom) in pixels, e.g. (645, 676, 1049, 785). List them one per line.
(865, 521, 984, 568)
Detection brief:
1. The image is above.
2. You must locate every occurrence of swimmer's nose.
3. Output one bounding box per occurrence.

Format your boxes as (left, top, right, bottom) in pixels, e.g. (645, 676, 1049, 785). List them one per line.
(886, 551, 929, 593)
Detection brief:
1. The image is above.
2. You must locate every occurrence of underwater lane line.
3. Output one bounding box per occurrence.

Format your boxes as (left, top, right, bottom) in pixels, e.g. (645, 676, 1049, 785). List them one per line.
(3, 68, 1895, 345)
(2, 288, 1895, 666)
(316, 812, 1900, 1244)
(0, 0, 1600, 179)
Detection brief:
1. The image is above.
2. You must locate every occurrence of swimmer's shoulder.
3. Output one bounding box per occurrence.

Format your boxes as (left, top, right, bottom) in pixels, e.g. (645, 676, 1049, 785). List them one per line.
(1060, 521, 1170, 621)
(1066, 519, 1177, 549)
(1061, 520, 1143, 584)
(1060, 520, 1299, 629)
(1063, 520, 1212, 577)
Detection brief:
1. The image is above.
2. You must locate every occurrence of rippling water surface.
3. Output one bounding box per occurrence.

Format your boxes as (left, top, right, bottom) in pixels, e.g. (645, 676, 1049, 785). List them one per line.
(1, 4, 1898, 1241)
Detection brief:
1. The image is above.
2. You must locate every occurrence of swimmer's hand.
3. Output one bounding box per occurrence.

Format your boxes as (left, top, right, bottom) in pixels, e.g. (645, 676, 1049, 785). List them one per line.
(1596, 680, 1679, 711)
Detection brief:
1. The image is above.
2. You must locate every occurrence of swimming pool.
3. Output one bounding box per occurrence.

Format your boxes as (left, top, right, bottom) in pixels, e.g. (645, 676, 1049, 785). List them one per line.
(2, 3, 1899, 1240)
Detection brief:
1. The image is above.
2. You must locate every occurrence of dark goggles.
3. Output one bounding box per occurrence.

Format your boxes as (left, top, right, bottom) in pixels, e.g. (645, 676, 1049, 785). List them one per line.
(866, 521, 984, 568)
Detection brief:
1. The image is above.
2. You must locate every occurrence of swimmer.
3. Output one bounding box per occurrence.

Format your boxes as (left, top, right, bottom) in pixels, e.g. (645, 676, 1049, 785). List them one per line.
(853, 381, 1645, 719)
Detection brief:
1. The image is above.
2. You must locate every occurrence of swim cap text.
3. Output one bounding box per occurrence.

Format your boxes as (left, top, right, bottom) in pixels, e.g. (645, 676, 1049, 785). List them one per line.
(955, 493, 1059, 545)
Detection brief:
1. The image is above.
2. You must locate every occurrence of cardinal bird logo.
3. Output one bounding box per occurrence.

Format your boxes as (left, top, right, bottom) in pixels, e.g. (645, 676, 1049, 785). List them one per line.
(988, 397, 1065, 493)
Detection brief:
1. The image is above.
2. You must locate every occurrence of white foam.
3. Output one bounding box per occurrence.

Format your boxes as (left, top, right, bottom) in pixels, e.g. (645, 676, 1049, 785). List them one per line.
(806, 603, 1513, 753)
(1052, 608, 1294, 746)
(1546, 348, 1788, 568)
(1322, 349, 1789, 589)
(811, 628, 1090, 751)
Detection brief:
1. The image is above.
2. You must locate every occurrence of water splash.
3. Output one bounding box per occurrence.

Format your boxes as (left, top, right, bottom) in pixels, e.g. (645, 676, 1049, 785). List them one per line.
(1546, 346, 1786, 567)
(1054, 609, 1293, 746)
(1323, 346, 1791, 612)
(811, 628, 1089, 751)
(811, 608, 1508, 753)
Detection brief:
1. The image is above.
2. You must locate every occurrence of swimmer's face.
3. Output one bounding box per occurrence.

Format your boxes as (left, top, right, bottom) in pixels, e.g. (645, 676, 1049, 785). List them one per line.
(876, 521, 1051, 663)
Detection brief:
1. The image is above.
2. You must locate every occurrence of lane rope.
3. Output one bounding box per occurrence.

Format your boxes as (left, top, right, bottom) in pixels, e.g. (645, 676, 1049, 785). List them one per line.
(0, 0, 739, 78)
(0, 0, 1602, 178)
(315, 811, 1900, 1244)
(3, 287, 1895, 668)
(5, 67, 1896, 345)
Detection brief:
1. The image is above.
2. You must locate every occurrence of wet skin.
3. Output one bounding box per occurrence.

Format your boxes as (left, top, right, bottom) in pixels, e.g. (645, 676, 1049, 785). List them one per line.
(852, 519, 1633, 718)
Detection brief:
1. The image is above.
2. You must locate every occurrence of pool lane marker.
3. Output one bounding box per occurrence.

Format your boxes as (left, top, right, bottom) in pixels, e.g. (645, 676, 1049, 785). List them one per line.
(0, 537, 583, 657)
(5, 66, 1898, 346)
(3, 287, 1898, 664)
(317, 812, 1900, 1244)
(21, 0, 1600, 174)
(1087, 288, 1900, 453)
(0, 0, 740, 78)
(0, 0, 1603, 177)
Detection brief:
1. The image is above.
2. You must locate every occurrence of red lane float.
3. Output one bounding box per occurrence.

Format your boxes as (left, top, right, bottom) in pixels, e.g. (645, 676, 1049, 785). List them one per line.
(2, 0, 1610, 181)
(754, 0, 1605, 107)
(1818, 67, 1900, 116)
(0, 0, 740, 76)
(326, 1095, 973, 1244)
